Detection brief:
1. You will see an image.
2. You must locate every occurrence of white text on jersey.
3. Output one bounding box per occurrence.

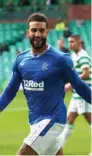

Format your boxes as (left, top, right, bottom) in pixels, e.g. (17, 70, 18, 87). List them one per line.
(23, 80, 44, 91)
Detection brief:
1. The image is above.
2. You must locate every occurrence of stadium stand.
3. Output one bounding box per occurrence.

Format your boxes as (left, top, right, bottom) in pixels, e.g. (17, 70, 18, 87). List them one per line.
(1, 20, 90, 53)
(0, 0, 91, 13)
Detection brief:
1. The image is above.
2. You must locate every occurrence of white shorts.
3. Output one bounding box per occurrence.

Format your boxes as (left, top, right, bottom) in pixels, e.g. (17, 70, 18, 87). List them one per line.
(67, 98, 92, 115)
(24, 119, 65, 155)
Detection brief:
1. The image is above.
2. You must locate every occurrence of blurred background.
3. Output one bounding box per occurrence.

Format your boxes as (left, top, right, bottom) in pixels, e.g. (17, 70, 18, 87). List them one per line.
(0, 0, 91, 155)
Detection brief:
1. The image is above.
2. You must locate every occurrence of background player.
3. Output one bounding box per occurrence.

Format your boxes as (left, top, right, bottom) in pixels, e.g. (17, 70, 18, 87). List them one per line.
(62, 35, 92, 147)
(0, 14, 91, 155)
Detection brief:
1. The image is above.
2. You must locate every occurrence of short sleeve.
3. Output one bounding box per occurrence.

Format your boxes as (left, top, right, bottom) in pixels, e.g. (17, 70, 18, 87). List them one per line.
(79, 55, 90, 70)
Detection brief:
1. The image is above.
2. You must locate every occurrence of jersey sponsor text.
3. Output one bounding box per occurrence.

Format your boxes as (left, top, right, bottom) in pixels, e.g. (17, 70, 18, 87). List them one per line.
(23, 80, 44, 91)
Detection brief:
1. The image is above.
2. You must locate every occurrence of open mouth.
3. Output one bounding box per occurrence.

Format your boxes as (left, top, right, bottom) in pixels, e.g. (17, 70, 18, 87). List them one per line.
(34, 37, 42, 41)
(34, 39, 42, 44)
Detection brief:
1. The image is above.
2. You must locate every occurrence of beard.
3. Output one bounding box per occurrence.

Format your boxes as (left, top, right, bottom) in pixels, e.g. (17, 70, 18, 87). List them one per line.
(29, 37, 47, 49)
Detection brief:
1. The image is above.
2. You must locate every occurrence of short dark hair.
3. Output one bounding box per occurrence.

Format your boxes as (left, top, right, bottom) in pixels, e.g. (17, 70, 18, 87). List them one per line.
(69, 34, 81, 40)
(27, 13, 48, 28)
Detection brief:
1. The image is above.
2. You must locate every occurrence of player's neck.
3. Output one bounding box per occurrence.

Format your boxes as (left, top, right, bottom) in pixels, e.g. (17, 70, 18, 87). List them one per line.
(31, 44, 49, 55)
(75, 47, 82, 54)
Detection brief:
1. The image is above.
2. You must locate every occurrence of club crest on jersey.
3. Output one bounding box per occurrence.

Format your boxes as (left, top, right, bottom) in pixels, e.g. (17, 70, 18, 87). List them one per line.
(20, 62, 25, 66)
(23, 80, 44, 91)
(41, 62, 49, 71)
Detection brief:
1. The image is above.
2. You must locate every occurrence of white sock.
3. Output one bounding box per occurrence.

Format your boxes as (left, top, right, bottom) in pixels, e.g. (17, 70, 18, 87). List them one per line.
(58, 124, 73, 148)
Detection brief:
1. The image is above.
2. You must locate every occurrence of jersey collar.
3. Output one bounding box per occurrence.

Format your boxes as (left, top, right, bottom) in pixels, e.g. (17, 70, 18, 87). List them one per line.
(30, 44, 50, 58)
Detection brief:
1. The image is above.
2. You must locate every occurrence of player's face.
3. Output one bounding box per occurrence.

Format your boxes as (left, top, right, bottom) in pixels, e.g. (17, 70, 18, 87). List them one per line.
(68, 37, 79, 51)
(27, 22, 49, 49)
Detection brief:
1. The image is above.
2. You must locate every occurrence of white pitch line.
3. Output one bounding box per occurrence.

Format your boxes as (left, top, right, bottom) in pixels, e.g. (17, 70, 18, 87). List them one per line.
(5, 107, 28, 112)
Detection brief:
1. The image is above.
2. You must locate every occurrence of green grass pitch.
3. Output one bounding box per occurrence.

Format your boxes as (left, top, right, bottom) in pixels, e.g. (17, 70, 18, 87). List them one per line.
(0, 91, 91, 155)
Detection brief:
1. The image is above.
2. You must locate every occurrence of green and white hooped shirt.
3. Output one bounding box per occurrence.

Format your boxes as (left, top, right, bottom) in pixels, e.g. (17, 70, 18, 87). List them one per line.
(72, 49, 91, 99)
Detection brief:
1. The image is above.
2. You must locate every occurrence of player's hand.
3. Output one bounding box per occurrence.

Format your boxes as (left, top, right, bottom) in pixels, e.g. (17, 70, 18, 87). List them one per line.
(65, 83, 72, 92)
